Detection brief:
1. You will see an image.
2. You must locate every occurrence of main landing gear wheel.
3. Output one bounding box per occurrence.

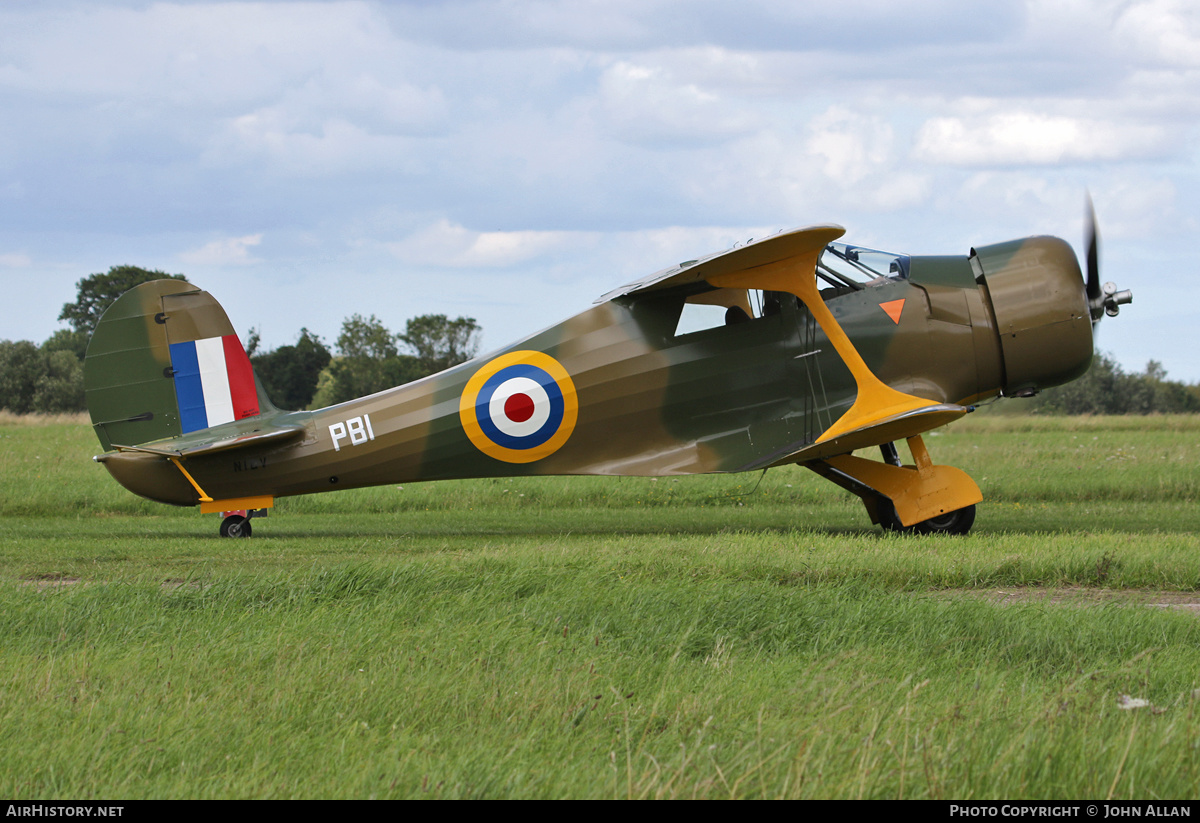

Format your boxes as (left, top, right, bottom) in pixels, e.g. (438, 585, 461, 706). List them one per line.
(219, 514, 252, 538)
(878, 502, 976, 535)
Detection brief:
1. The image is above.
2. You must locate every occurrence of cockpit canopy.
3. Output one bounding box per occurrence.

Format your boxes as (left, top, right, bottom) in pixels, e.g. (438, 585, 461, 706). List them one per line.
(672, 241, 912, 336)
(818, 243, 910, 290)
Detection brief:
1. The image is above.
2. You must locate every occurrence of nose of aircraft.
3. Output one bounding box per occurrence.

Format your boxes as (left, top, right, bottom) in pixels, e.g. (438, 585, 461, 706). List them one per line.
(971, 235, 1098, 396)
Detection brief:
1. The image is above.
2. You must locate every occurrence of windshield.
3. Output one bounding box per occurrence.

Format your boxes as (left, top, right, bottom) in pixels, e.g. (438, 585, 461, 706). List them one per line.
(818, 243, 909, 290)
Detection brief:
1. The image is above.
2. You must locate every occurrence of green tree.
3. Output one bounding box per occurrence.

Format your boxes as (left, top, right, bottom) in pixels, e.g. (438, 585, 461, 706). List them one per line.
(41, 328, 90, 361)
(0, 341, 85, 414)
(1140, 360, 1200, 413)
(0, 341, 44, 414)
(250, 328, 332, 411)
(59, 265, 187, 336)
(400, 314, 481, 375)
(337, 314, 399, 361)
(32, 349, 84, 413)
(1034, 352, 1200, 415)
(322, 315, 422, 405)
(311, 312, 482, 407)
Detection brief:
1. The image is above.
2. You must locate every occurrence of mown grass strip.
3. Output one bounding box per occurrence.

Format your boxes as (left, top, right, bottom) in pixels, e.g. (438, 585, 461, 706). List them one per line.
(2, 415, 1199, 798)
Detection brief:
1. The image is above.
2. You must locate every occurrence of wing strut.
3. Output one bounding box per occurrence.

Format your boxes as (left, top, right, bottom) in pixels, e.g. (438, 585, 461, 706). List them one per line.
(700, 228, 980, 530)
(706, 229, 936, 444)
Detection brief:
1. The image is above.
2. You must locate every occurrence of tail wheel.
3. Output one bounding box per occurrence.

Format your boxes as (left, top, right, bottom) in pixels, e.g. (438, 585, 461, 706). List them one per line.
(219, 514, 252, 538)
(878, 501, 975, 535)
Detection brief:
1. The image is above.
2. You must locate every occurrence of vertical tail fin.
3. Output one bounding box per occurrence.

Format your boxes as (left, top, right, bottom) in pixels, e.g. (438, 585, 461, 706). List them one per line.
(84, 280, 272, 451)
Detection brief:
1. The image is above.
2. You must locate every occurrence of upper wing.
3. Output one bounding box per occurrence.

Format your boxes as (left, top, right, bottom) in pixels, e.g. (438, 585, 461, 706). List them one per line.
(596, 224, 846, 302)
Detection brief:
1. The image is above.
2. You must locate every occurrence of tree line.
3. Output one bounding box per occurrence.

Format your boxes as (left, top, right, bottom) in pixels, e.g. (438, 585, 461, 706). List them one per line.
(245, 311, 481, 411)
(1030, 351, 1200, 415)
(0, 266, 481, 415)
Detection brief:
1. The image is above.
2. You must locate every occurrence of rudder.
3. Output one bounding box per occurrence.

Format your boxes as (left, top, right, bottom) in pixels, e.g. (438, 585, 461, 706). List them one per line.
(84, 280, 270, 451)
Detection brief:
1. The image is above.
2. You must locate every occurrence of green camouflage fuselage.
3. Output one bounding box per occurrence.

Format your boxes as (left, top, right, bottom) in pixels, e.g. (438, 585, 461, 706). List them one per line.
(91, 232, 1093, 510)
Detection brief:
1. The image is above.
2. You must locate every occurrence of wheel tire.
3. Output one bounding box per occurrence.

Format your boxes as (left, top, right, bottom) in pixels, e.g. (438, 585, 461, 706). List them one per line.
(875, 500, 912, 533)
(219, 515, 252, 538)
(913, 504, 976, 536)
(877, 501, 976, 535)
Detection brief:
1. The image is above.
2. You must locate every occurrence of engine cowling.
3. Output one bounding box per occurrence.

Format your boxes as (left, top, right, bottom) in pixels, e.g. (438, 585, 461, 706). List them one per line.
(971, 236, 1094, 396)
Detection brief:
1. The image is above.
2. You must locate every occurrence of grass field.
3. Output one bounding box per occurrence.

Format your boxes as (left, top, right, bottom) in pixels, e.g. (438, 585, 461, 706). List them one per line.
(2, 412, 1199, 798)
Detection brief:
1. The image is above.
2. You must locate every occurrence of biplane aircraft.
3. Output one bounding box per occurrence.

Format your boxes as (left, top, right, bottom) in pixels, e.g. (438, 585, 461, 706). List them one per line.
(84, 213, 1131, 537)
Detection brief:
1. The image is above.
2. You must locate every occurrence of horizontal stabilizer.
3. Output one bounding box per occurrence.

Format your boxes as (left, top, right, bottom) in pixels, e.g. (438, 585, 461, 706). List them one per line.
(105, 422, 305, 460)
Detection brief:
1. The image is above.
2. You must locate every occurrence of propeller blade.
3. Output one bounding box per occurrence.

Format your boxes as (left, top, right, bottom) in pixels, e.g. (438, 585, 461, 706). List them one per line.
(1084, 195, 1132, 327)
(1085, 194, 1101, 302)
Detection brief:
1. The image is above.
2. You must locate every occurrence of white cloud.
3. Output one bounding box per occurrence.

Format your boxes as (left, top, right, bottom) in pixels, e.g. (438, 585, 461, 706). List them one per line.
(680, 112, 931, 218)
(596, 58, 758, 145)
(953, 172, 1083, 235)
(203, 111, 431, 176)
(199, 68, 448, 170)
(179, 234, 264, 266)
(871, 174, 933, 212)
(0, 2, 397, 105)
(387, 221, 592, 268)
(807, 107, 895, 184)
(386, 219, 785, 278)
(1116, 0, 1200, 68)
(1093, 177, 1178, 240)
(0, 0, 1196, 380)
(378, 0, 1023, 52)
(913, 111, 1171, 166)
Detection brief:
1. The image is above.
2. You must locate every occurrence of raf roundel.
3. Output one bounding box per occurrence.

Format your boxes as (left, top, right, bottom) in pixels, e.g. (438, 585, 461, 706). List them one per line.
(459, 351, 578, 463)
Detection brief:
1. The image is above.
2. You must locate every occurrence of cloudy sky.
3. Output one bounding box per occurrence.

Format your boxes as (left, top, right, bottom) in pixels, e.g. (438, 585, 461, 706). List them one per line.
(1, 0, 1195, 382)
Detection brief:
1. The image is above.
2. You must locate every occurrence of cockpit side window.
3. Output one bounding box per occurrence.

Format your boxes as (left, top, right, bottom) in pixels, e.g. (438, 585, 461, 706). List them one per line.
(674, 288, 780, 337)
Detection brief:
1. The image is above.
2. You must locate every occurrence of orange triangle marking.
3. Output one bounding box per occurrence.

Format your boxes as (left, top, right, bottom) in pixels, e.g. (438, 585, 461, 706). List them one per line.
(880, 299, 905, 324)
